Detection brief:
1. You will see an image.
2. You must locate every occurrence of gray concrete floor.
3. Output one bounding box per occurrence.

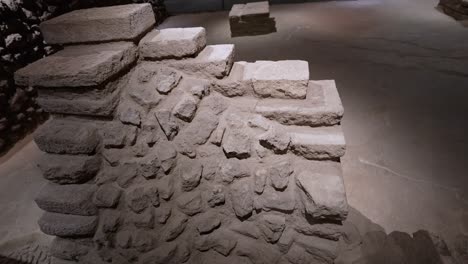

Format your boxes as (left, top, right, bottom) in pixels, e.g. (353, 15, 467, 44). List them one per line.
(1, 0, 467, 249)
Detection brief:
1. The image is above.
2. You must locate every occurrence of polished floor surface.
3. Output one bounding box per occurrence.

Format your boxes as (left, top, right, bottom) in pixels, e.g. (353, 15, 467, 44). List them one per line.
(1, 0, 467, 248)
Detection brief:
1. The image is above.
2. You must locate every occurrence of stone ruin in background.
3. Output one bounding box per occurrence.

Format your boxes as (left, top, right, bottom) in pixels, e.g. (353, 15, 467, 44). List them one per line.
(13, 3, 466, 264)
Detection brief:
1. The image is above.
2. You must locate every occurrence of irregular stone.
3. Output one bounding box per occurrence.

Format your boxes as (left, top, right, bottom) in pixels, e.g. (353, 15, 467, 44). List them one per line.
(116, 231, 132, 249)
(132, 230, 155, 253)
(258, 214, 286, 243)
(218, 159, 251, 184)
(159, 176, 175, 201)
(139, 27, 206, 59)
(268, 156, 293, 190)
(40, 4, 155, 44)
(180, 159, 203, 192)
(155, 109, 179, 140)
(196, 212, 222, 234)
(116, 163, 139, 188)
(129, 84, 162, 111)
(295, 161, 348, 221)
(200, 93, 229, 115)
(248, 114, 272, 131)
(230, 179, 254, 219)
(155, 141, 177, 173)
(102, 148, 127, 167)
(101, 122, 137, 148)
(222, 124, 251, 159)
(155, 204, 172, 224)
(295, 234, 339, 263)
(139, 243, 178, 264)
(154, 67, 183, 95)
(259, 126, 290, 154)
(137, 154, 162, 179)
(210, 125, 225, 146)
(256, 185, 296, 213)
(93, 184, 122, 208)
(168, 44, 235, 78)
(190, 83, 210, 99)
(277, 228, 296, 253)
(34, 119, 100, 155)
(177, 107, 220, 145)
(164, 211, 188, 241)
(289, 126, 346, 160)
(38, 154, 101, 184)
(255, 80, 344, 127)
(230, 220, 261, 239)
(127, 186, 150, 213)
(39, 212, 98, 237)
(119, 106, 141, 127)
(202, 159, 219, 181)
(293, 219, 343, 241)
(35, 183, 97, 216)
(207, 184, 226, 207)
(281, 243, 319, 264)
(130, 208, 155, 229)
(147, 186, 160, 207)
(177, 191, 203, 216)
(175, 241, 191, 263)
(254, 168, 267, 194)
(100, 210, 121, 233)
(194, 230, 237, 256)
(50, 237, 92, 261)
(245, 60, 309, 99)
(236, 237, 280, 264)
(15, 42, 137, 87)
(173, 93, 199, 122)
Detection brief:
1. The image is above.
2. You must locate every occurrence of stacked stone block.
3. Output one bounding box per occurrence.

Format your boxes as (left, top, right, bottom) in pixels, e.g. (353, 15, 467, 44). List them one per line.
(229, 1, 277, 37)
(15, 4, 349, 263)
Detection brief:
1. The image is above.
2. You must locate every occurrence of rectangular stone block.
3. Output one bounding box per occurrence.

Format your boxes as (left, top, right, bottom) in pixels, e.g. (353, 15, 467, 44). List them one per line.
(35, 183, 98, 216)
(34, 119, 100, 155)
(255, 80, 344, 126)
(295, 160, 348, 221)
(38, 212, 98, 237)
(166, 44, 235, 78)
(40, 4, 155, 44)
(139, 27, 207, 59)
(230, 1, 269, 19)
(244, 60, 309, 99)
(288, 126, 346, 160)
(15, 42, 136, 88)
(38, 154, 101, 185)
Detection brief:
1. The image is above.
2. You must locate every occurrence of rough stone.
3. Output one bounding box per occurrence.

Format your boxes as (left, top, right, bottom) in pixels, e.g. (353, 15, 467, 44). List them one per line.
(294, 235, 339, 263)
(37, 153, 101, 184)
(268, 156, 293, 190)
(132, 230, 155, 253)
(254, 168, 267, 194)
(155, 109, 179, 140)
(154, 67, 183, 94)
(236, 238, 280, 264)
(258, 214, 286, 243)
(130, 208, 155, 229)
(296, 161, 348, 221)
(177, 191, 203, 216)
(116, 231, 132, 249)
(159, 175, 175, 200)
(180, 159, 203, 192)
(230, 179, 254, 219)
(129, 83, 162, 111)
(194, 230, 237, 256)
(207, 184, 226, 207)
(230, 220, 261, 239)
(218, 159, 251, 184)
(196, 212, 222, 234)
(256, 185, 296, 213)
(35, 183, 97, 216)
(115, 163, 139, 188)
(38, 212, 98, 237)
(222, 116, 251, 159)
(15, 42, 137, 87)
(139, 27, 206, 59)
(101, 122, 138, 148)
(127, 186, 150, 213)
(100, 210, 121, 233)
(293, 220, 343, 241)
(277, 228, 296, 253)
(34, 119, 100, 155)
(139, 243, 177, 264)
(259, 126, 290, 154)
(173, 93, 199, 122)
(119, 106, 141, 127)
(155, 204, 172, 224)
(93, 184, 122, 208)
(164, 211, 188, 241)
(40, 4, 155, 44)
(155, 141, 177, 173)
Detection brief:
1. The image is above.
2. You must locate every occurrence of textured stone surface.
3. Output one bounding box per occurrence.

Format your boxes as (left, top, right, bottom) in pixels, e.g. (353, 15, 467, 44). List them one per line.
(38, 154, 101, 184)
(35, 183, 97, 216)
(50, 237, 92, 261)
(93, 184, 122, 208)
(230, 179, 254, 219)
(15, 42, 137, 87)
(38, 212, 98, 237)
(40, 4, 155, 44)
(139, 27, 207, 59)
(34, 119, 100, 155)
(289, 126, 346, 160)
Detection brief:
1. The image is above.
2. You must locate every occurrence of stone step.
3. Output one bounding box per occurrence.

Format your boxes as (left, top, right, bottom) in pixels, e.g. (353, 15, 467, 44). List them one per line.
(255, 80, 344, 127)
(164, 44, 235, 78)
(37, 154, 101, 185)
(40, 4, 155, 45)
(229, 1, 270, 21)
(34, 119, 101, 155)
(15, 42, 136, 88)
(38, 212, 98, 237)
(139, 27, 207, 60)
(295, 160, 348, 221)
(287, 125, 346, 160)
(222, 60, 309, 99)
(35, 183, 98, 216)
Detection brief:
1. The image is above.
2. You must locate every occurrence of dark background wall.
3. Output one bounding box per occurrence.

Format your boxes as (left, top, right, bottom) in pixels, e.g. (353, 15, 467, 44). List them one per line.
(0, 0, 166, 153)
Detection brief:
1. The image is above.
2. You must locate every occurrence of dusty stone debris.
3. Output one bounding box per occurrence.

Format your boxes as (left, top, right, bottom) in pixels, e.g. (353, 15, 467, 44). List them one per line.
(13, 3, 355, 264)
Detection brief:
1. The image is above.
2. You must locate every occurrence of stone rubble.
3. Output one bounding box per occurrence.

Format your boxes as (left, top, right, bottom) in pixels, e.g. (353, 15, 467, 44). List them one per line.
(18, 4, 356, 264)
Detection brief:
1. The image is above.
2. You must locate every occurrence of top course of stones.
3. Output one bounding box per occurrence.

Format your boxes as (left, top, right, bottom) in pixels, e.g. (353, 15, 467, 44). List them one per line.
(40, 4, 156, 45)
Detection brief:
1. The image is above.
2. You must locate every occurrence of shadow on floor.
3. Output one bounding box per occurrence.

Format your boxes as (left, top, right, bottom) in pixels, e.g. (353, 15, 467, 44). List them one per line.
(0, 256, 28, 264)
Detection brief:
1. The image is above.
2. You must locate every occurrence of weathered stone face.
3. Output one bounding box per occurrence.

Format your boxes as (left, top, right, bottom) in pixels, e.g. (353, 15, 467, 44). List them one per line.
(24, 8, 351, 263)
